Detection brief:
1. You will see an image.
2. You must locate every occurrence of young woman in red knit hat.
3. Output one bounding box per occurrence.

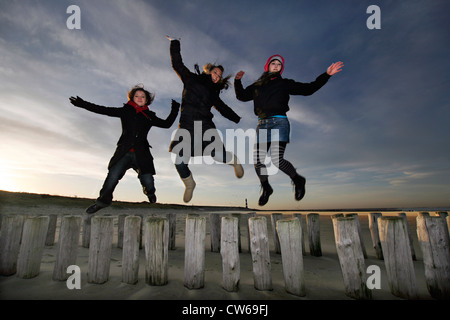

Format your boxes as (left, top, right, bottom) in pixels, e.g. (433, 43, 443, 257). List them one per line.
(235, 55, 343, 206)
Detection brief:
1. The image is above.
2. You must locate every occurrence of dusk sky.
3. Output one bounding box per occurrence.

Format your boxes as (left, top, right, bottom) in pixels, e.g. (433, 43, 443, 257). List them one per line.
(1, 0, 449, 210)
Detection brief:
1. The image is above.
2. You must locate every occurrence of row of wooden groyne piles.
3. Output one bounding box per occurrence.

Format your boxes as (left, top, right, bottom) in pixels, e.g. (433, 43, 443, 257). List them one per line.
(0, 211, 449, 299)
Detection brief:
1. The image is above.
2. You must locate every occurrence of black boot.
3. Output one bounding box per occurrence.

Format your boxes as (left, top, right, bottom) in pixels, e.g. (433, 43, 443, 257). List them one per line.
(258, 181, 273, 206)
(292, 174, 306, 201)
(86, 203, 107, 214)
(148, 194, 157, 204)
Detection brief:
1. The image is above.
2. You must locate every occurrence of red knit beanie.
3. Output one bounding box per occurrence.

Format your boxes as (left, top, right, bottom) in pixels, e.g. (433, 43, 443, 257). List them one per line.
(264, 54, 285, 74)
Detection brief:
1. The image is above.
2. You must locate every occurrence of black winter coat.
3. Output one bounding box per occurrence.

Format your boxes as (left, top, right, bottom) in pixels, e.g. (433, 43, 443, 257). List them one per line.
(234, 72, 330, 119)
(168, 40, 240, 154)
(74, 100, 179, 175)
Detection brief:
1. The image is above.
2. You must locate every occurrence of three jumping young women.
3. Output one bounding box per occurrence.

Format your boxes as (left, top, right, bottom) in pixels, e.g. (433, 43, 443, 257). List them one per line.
(70, 36, 343, 213)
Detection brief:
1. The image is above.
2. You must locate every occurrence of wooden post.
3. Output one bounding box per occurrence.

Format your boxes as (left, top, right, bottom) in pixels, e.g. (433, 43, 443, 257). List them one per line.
(249, 216, 272, 291)
(246, 212, 256, 252)
(435, 211, 448, 231)
(277, 218, 305, 297)
(52, 215, 82, 281)
(221, 216, 240, 292)
(87, 216, 114, 284)
(332, 216, 372, 300)
(136, 213, 146, 249)
(418, 212, 430, 217)
(184, 214, 206, 289)
(345, 213, 367, 259)
(435, 211, 448, 218)
(447, 216, 450, 235)
(117, 214, 127, 249)
(168, 213, 177, 250)
(416, 215, 450, 299)
(229, 213, 242, 252)
(209, 213, 221, 252)
(122, 215, 141, 285)
(45, 214, 58, 246)
(16, 216, 50, 279)
(293, 213, 306, 256)
(144, 217, 169, 286)
(307, 213, 322, 257)
(82, 214, 92, 248)
(378, 217, 418, 299)
(270, 213, 283, 254)
(368, 212, 383, 259)
(398, 212, 416, 260)
(0, 215, 25, 275)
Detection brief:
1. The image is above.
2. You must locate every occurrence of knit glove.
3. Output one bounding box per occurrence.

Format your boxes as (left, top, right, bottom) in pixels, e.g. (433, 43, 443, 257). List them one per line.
(69, 96, 87, 108)
(171, 99, 181, 110)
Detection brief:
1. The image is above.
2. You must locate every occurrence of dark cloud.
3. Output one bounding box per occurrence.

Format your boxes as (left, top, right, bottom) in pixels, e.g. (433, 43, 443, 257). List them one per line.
(1, 0, 449, 209)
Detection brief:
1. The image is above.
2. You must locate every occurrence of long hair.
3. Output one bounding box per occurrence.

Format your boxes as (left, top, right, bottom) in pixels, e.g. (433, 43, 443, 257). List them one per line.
(254, 71, 282, 87)
(127, 84, 155, 105)
(195, 63, 231, 91)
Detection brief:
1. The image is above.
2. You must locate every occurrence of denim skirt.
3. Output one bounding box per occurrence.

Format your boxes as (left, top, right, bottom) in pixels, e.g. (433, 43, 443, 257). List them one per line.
(256, 116, 290, 144)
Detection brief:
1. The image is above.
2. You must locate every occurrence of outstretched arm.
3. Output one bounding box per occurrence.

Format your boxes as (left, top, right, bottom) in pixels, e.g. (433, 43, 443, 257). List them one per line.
(69, 96, 122, 117)
(288, 61, 344, 96)
(151, 99, 180, 128)
(213, 96, 241, 124)
(167, 35, 191, 81)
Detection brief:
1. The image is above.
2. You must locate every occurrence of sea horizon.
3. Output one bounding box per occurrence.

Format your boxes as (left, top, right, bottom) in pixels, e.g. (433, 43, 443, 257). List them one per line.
(1, 189, 448, 213)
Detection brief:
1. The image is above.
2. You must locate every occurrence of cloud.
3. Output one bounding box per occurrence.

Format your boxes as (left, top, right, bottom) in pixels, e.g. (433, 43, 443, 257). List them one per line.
(288, 102, 338, 133)
(1, 0, 449, 209)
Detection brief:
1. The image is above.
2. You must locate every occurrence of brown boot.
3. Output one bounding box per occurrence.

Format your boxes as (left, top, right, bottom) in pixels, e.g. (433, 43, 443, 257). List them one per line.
(228, 155, 244, 178)
(181, 174, 196, 203)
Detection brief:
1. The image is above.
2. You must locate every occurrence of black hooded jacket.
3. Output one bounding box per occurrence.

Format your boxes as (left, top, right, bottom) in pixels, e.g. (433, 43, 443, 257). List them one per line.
(72, 99, 179, 175)
(234, 72, 330, 119)
(168, 40, 240, 153)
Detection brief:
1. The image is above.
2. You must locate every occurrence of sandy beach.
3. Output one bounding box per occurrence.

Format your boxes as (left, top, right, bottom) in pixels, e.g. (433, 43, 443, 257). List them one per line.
(1, 196, 441, 305)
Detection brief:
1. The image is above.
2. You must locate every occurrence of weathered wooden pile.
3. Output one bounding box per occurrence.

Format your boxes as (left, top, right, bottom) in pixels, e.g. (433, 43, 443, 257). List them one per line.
(0, 211, 449, 299)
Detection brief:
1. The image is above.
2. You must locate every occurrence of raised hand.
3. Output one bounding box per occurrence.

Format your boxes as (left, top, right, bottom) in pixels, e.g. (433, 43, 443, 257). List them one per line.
(69, 96, 85, 107)
(235, 71, 245, 80)
(166, 35, 180, 41)
(171, 99, 180, 109)
(326, 61, 344, 76)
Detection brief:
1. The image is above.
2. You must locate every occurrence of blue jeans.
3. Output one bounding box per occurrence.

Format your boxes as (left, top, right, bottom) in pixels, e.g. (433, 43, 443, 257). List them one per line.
(256, 116, 290, 143)
(97, 151, 155, 206)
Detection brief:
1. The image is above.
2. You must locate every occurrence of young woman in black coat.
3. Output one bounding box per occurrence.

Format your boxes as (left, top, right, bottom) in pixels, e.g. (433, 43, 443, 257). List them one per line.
(166, 36, 244, 203)
(235, 55, 343, 206)
(69, 85, 180, 213)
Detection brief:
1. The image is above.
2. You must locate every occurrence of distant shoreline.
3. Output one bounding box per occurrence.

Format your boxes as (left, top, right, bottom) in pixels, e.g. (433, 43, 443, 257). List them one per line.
(0, 190, 253, 212)
(1, 190, 448, 213)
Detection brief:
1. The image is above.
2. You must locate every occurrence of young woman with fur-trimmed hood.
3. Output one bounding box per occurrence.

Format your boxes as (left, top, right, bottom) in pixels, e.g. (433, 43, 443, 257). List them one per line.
(166, 36, 244, 203)
(69, 86, 180, 213)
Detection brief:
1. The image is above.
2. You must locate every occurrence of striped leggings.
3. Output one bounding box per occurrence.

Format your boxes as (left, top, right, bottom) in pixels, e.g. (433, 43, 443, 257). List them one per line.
(254, 141, 297, 183)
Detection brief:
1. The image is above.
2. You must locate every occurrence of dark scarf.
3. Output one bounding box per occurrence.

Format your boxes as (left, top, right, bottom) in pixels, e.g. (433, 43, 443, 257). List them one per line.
(126, 100, 150, 119)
